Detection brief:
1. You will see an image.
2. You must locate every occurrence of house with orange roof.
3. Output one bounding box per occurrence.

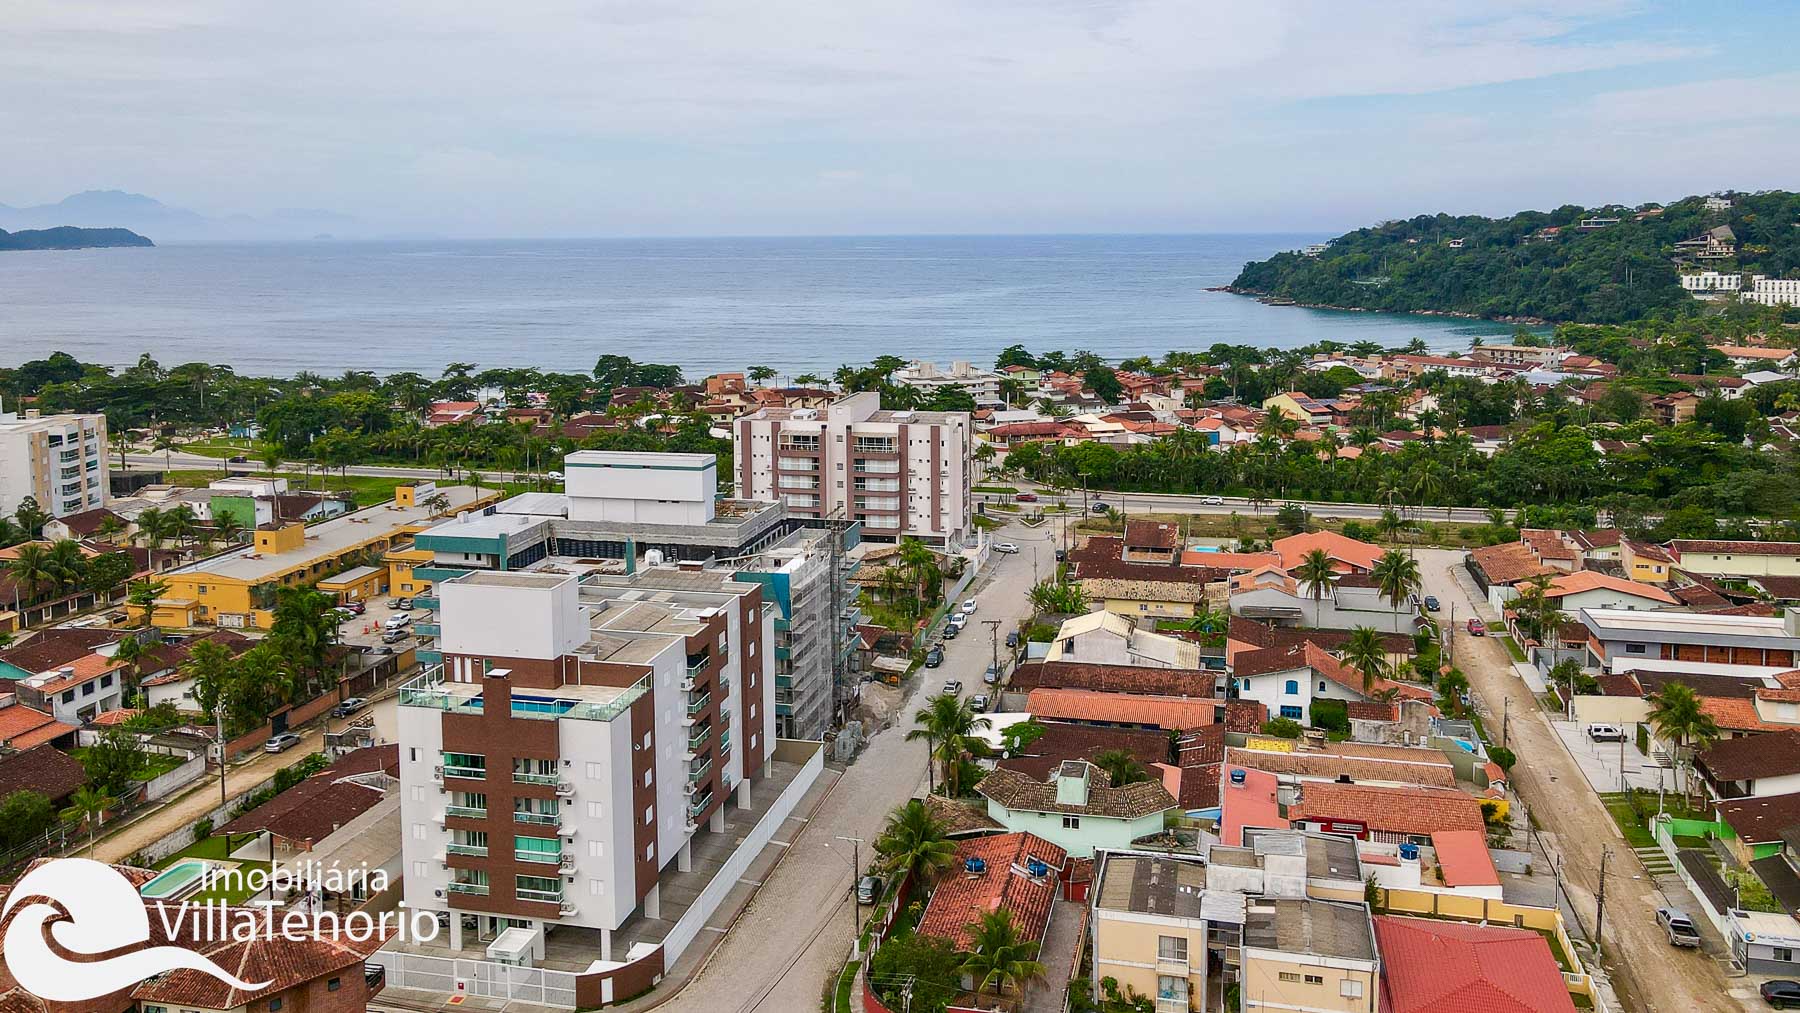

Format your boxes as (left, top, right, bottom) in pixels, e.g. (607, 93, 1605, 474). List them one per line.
(14, 651, 127, 723)
(916, 832, 1068, 951)
(1287, 781, 1487, 845)
(0, 698, 79, 750)
(1180, 547, 1281, 569)
(1271, 531, 1383, 574)
(1538, 570, 1677, 612)
(1230, 641, 1431, 725)
(1375, 915, 1579, 1013)
(1229, 567, 1420, 634)
(1024, 687, 1218, 731)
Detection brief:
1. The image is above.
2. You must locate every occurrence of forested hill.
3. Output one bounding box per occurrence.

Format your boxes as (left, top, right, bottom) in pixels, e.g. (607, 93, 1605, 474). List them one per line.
(1230, 191, 1800, 324)
(0, 226, 154, 251)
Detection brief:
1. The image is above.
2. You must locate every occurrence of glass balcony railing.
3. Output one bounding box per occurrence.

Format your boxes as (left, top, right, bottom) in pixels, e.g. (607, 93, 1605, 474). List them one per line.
(401, 666, 650, 722)
(446, 843, 488, 857)
(445, 804, 487, 819)
(441, 765, 486, 780)
(516, 850, 563, 865)
(687, 726, 711, 751)
(448, 881, 490, 896)
(512, 771, 560, 786)
(517, 887, 563, 904)
(513, 811, 559, 827)
(686, 692, 711, 716)
(688, 655, 710, 676)
(412, 595, 439, 611)
(688, 793, 713, 817)
(688, 758, 712, 783)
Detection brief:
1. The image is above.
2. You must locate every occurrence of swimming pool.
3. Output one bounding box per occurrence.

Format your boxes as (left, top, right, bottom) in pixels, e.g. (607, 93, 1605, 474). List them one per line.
(509, 694, 577, 718)
(141, 859, 210, 900)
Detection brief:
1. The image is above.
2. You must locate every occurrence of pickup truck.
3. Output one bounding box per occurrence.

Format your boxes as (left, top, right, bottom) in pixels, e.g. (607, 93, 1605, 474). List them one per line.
(1656, 907, 1702, 948)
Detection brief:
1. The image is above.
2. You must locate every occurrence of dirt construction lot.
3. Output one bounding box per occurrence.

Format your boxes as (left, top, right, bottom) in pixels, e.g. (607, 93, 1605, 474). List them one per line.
(1419, 548, 1749, 1012)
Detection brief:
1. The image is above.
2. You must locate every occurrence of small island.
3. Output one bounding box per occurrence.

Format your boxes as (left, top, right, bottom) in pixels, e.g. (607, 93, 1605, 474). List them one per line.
(0, 225, 154, 251)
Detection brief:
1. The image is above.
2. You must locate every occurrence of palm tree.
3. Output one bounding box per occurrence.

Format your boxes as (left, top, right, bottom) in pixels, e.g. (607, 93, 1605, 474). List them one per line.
(1370, 550, 1421, 630)
(959, 909, 1048, 999)
(6, 543, 58, 604)
(898, 538, 940, 607)
(61, 785, 118, 856)
(135, 506, 170, 549)
(1091, 749, 1149, 786)
(1293, 548, 1337, 610)
(873, 799, 956, 884)
(1649, 682, 1720, 803)
(152, 433, 178, 471)
(165, 505, 199, 548)
(905, 694, 991, 797)
(94, 513, 129, 543)
(1342, 626, 1389, 692)
(212, 513, 247, 546)
(45, 539, 88, 594)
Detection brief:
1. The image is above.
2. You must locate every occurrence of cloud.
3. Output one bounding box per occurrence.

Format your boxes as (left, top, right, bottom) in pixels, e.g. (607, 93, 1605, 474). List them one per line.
(0, 0, 1766, 233)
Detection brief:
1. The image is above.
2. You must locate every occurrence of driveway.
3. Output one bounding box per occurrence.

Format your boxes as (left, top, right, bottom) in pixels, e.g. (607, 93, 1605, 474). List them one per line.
(1416, 548, 1746, 1012)
(1550, 719, 1672, 795)
(651, 521, 1052, 1013)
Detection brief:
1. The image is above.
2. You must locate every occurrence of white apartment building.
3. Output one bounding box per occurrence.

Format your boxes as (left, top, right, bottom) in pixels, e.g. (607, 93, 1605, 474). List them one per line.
(1744, 277, 1800, 308)
(0, 410, 108, 519)
(891, 360, 1004, 403)
(397, 565, 776, 962)
(1681, 271, 1742, 293)
(733, 391, 973, 546)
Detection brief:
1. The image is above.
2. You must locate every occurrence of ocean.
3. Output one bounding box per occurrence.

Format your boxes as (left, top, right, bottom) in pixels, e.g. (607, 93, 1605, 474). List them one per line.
(0, 234, 1528, 378)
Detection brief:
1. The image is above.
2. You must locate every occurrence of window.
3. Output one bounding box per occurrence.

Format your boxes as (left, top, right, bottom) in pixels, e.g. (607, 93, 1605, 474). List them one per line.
(1284, 679, 1299, 695)
(327, 977, 341, 992)
(1318, 680, 1326, 692)
(1279, 972, 1301, 983)
(82, 682, 95, 697)
(1778, 947, 1795, 962)
(1626, 644, 1646, 655)
(1305, 974, 1323, 985)
(62, 690, 75, 704)
(270, 999, 284, 1011)
(1340, 980, 1365, 999)
(1280, 705, 1303, 720)
(1157, 935, 1188, 963)
(1061, 815, 1080, 830)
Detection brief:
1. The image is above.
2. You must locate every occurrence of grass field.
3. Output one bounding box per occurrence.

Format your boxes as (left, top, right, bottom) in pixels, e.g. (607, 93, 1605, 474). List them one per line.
(155, 834, 272, 905)
(1073, 510, 1503, 550)
(175, 437, 258, 459)
(69, 747, 185, 783)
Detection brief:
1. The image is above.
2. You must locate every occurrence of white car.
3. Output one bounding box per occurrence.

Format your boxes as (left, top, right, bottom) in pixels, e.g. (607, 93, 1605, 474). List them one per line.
(1199, 495, 1224, 506)
(1587, 723, 1626, 742)
(384, 613, 413, 631)
(546, 470, 564, 481)
(994, 542, 1020, 554)
(962, 598, 977, 615)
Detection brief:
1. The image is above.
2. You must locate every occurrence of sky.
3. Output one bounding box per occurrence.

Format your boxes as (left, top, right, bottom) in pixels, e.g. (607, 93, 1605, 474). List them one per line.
(4, 0, 1798, 237)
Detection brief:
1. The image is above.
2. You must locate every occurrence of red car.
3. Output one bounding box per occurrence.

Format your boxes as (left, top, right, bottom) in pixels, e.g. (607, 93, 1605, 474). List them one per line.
(1015, 492, 1038, 502)
(1466, 618, 1486, 636)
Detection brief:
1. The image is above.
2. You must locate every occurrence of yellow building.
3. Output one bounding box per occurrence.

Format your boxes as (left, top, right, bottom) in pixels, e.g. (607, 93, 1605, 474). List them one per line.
(1620, 538, 1674, 583)
(385, 544, 435, 599)
(140, 482, 496, 630)
(1078, 576, 1215, 622)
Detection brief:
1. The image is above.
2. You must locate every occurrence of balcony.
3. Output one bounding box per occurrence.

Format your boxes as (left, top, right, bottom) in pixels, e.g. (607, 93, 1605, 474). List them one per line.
(445, 804, 487, 820)
(719, 731, 732, 754)
(513, 811, 559, 827)
(558, 900, 578, 917)
(687, 655, 711, 677)
(447, 881, 490, 897)
(446, 843, 489, 857)
(441, 764, 486, 781)
(413, 595, 439, 611)
(516, 849, 564, 866)
(688, 792, 713, 818)
(512, 771, 561, 786)
(517, 887, 563, 905)
(415, 622, 441, 638)
(686, 692, 711, 717)
(686, 725, 712, 753)
(688, 758, 713, 785)
(1154, 997, 1189, 1013)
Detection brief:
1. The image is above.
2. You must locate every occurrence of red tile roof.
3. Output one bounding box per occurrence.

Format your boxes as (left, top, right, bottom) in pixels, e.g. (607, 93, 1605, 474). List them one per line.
(1469, 542, 1555, 585)
(0, 704, 78, 751)
(1219, 764, 1283, 845)
(0, 629, 121, 675)
(1272, 531, 1383, 572)
(1542, 570, 1676, 605)
(218, 745, 398, 847)
(996, 722, 1174, 781)
(1698, 729, 1800, 782)
(1289, 782, 1486, 837)
(916, 832, 1067, 949)
(1374, 915, 1577, 1013)
(1007, 661, 1217, 699)
(22, 652, 125, 693)
(1430, 830, 1500, 887)
(1123, 519, 1182, 550)
(0, 744, 87, 802)
(1025, 688, 1217, 730)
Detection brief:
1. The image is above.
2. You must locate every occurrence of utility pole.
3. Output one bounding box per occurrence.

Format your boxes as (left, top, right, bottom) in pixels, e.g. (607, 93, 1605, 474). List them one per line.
(983, 620, 1003, 689)
(1620, 733, 1627, 796)
(216, 704, 227, 804)
(1595, 847, 1610, 946)
(1502, 696, 1510, 749)
(835, 835, 866, 957)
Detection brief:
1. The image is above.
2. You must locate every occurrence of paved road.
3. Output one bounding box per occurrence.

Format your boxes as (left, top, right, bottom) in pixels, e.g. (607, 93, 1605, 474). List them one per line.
(654, 524, 1048, 1013)
(1417, 548, 1745, 1012)
(1008, 483, 1509, 524)
(122, 450, 477, 481)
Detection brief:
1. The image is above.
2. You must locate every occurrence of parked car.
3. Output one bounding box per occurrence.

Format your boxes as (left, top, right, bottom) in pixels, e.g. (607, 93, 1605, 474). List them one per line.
(1423, 595, 1440, 612)
(1005, 630, 1019, 649)
(332, 606, 358, 620)
(1199, 495, 1224, 506)
(1090, 501, 1109, 513)
(265, 732, 303, 753)
(943, 622, 962, 640)
(962, 598, 978, 615)
(856, 875, 883, 905)
(924, 647, 944, 668)
(1587, 723, 1626, 743)
(384, 613, 412, 630)
(365, 645, 394, 656)
(1655, 907, 1701, 948)
(942, 680, 962, 695)
(971, 694, 989, 711)
(332, 697, 370, 718)
(983, 665, 999, 684)
(339, 599, 366, 615)
(994, 542, 1020, 554)
(1761, 980, 1800, 1008)
(1466, 618, 1486, 636)
(546, 470, 564, 481)
(382, 627, 410, 644)
(1015, 492, 1038, 503)
(395, 597, 414, 611)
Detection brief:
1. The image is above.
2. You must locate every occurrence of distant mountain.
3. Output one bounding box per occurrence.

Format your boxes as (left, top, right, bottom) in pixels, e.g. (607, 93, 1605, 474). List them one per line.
(0, 226, 153, 251)
(0, 190, 359, 240)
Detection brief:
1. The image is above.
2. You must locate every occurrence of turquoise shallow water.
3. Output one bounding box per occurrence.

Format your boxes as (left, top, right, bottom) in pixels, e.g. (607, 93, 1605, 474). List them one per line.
(0, 233, 1527, 377)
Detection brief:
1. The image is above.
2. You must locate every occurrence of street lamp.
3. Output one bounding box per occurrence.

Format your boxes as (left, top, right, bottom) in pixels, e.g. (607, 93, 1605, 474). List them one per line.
(829, 835, 867, 958)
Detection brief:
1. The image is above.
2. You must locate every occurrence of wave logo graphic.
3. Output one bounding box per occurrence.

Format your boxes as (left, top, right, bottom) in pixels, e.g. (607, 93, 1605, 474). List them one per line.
(1, 858, 272, 1002)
